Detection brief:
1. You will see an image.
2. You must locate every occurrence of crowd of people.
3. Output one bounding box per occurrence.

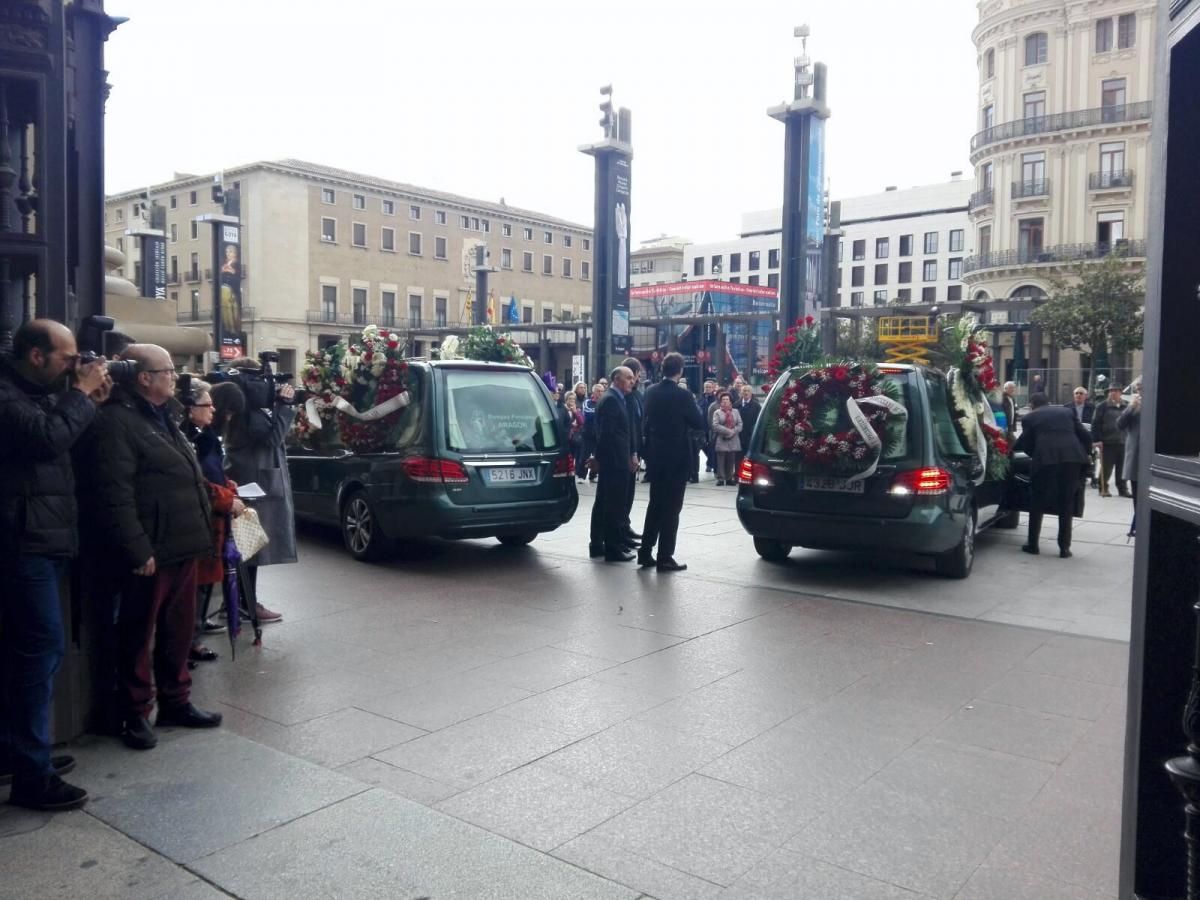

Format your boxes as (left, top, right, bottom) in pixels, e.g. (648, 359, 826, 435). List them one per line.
(0, 322, 296, 812)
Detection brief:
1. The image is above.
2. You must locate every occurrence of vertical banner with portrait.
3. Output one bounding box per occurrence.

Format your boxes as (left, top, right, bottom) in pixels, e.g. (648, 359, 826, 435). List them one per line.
(211, 222, 244, 360)
(139, 234, 167, 301)
(609, 155, 632, 355)
(802, 117, 827, 319)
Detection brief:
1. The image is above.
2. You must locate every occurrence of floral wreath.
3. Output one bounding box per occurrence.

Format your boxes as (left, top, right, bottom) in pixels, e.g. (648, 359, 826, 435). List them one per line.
(293, 325, 410, 453)
(764, 316, 822, 388)
(770, 361, 907, 479)
(439, 325, 533, 366)
(941, 316, 1009, 480)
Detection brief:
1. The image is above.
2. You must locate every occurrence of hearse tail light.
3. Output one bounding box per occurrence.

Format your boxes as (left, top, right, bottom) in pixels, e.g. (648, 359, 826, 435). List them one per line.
(552, 455, 575, 478)
(738, 459, 773, 487)
(401, 456, 470, 484)
(889, 467, 951, 496)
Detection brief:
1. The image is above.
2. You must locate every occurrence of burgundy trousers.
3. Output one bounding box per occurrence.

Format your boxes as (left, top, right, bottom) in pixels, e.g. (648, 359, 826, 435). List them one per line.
(117, 559, 198, 719)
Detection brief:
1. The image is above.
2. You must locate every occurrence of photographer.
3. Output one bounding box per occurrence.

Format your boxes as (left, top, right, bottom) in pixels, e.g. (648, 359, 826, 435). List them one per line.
(220, 356, 297, 624)
(80, 344, 223, 750)
(0, 320, 105, 810)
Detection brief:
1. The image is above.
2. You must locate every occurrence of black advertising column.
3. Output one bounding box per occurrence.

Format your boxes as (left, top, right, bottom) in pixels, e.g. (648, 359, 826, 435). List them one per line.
(200, 214, 243, 362)
(580, 86, 632, 386)
(768, 26, 830, 333)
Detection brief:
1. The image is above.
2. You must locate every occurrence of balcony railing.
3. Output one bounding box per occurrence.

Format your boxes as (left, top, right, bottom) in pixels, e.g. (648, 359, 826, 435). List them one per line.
(1011, 178, 1050, 199)
(166, 272, 181, 285)
(969, 188, 994, 211)
(177, 308, 210, 323)
(184, 268, 201, 282)
(970, 101, 1152, 152)
(962, 239, 1146, 274)
(1089, 169, 1134, 190)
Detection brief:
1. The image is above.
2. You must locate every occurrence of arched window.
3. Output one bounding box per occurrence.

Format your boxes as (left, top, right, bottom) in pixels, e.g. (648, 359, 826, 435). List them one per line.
(1009, 285, 1047, 300)
(973, 290, 991, 302)
(1024, 32, 1048, 66)
(985, 48, 995, 79)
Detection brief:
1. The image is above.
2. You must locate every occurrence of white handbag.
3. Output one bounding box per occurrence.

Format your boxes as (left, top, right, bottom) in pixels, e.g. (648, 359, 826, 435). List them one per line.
(230, 507, 270, 560)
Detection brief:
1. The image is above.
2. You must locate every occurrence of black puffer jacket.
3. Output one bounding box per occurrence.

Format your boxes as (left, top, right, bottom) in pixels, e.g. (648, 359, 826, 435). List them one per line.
(79, 386, 212, 569)
(0, 356, 96, 558)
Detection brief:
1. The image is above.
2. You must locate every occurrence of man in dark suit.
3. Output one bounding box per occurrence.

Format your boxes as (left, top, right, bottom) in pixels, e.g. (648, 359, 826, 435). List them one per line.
(1065, 385, 1098, 488)
(638, 353, 706, 572)
(1013, 392, 1092, 558)
(735, 384, 761, 473)
(1001, 381, 1019, 442)
(620, 357, 644, 544)
(589, 366, 637, 562)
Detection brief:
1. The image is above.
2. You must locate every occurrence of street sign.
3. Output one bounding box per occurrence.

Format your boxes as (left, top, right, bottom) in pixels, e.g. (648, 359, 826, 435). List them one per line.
(572, 354, 586, 387)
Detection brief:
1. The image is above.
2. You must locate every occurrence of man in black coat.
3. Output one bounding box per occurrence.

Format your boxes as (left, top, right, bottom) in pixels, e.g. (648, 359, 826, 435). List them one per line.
(638, 352, 705, 571)
(1001, 382, 1019, 442)
(620, 357, 644, 543)
(0, 320, 106, 811)
(589, 366, 637, 562)
(1013, 392, 1092, 558)
(80, 344, 222, 750)
(1091, 385, 1129, 497)
(735, 384, 761, 472)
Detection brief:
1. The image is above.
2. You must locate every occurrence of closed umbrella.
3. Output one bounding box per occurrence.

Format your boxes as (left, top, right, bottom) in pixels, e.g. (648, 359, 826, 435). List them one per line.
(1011, 328, 1027, 380)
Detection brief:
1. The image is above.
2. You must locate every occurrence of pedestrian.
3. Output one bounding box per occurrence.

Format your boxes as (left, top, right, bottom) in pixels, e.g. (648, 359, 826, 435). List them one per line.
(1118, 377, 1143, 538)
(1091, 385, 1130, 497)
(735, 384, 760, 474)
(80, 344, 223, 750)
(710, 392, 743, 486)
(564, 392, 586, 481)
(639, 352, 705, 572)
(619, 357, 644, 547)
(589, 366, 637, 562)
(181, 379, 247, 664)
(0, 320, 106, 810)
(573, 381, 588, 407)
(699, 380, 718, 474)
(221, 357, 297, 624)
(581, 383, 603, 483)
(1001, 381, 1019, 442)
(1013, 392, 1092, 558)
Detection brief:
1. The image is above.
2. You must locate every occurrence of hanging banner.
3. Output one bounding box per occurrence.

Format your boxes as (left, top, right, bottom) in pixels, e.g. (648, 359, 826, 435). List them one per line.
(609, 155, 632, 355)
(212, 222, 244, 361)
(139, 234, 167, 301)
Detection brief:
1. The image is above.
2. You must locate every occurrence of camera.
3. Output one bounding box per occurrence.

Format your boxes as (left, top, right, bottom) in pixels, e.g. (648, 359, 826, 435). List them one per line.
(210, 350, 307, 408)
(78, 350, 139, 381)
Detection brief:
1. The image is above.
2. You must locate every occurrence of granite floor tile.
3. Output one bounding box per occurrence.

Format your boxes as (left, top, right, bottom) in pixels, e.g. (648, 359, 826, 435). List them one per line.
(552, 624, 686, 663)
(633, 678, 811, 746)
(356, 670, 532, 731)
(214, 666, 404, 726)
(979, 669, 1121, 720)
(66, 731, 367, 863)
(336, 756, 462, 806)
(952, 863, 1116, 899)
(931, 700, 1090, 763)
(586, 773, 814, 886)
(590, 646, 740, 698)
(255, 706, 426, 768)
(499, 677, 672, 740)
(466, 645, 617, 692)
(539, 718, 733, 799)
(371, 710, 574, 790)
(1019, 635, 1130, 685)
(870, 737, 1056, 820)
(788, 781, 1010, 899)
(722, 847, 929, 899)
(436, 762, 634, 851)
(191, 789, 637, 899)
(552, 831, 726, 900)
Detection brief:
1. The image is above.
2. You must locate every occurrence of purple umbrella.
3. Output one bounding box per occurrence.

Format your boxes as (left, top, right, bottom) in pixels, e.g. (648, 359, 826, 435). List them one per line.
(221, 532, 243, 657)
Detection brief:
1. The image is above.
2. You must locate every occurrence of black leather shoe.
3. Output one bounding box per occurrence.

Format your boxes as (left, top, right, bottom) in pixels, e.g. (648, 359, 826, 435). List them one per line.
(604, 550, 635, 562)
(657, 559, 688, 572)
(624, 530, 642, 541)
(9, 774, 88, 811)
(122, 717, 158, 750)
(588, 543, 605, 558)
(622, 540, 641, 551)
(1060, 548, 1073, 558)
(637, 553, 657, 567)
(0, 755, 74, 787)
(156, 703, 223, 729)
(1021, 544, 1039, 555)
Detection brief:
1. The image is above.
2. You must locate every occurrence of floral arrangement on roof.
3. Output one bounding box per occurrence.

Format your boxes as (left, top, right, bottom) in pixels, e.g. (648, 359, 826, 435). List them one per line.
(292, 324, 410, 453)
(764, 316, 823, 389)
(766, 360, 907, 480)
(455, 325, 533, 366)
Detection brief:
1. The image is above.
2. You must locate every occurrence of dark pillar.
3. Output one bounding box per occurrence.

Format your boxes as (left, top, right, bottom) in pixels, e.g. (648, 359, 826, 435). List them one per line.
(716, 327, 728, 385)
(580, 91, 632, 387)
(472, 244, 491, 326)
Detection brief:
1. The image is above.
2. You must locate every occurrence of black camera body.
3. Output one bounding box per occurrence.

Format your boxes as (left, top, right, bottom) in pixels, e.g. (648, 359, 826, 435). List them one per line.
(211, 350, 306, 408)
(78, 350, 139, 381)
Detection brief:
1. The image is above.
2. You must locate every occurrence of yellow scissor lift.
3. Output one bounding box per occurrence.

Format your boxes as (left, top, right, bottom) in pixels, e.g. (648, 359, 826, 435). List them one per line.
(877, 316, 939, 365)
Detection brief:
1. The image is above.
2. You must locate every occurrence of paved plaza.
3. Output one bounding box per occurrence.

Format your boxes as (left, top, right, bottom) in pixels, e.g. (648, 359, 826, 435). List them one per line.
(1, 480, 1135, 899)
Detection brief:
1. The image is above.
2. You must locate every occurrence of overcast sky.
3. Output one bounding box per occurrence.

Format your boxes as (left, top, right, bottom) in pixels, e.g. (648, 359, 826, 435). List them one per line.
(103, 0, 980, 244)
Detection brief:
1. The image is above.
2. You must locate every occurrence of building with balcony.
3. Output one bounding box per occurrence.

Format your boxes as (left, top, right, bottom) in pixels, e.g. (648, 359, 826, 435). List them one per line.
(967, 0, 1156, 393)
(630, 235, 688, 287)
(104, 160, 594, 377)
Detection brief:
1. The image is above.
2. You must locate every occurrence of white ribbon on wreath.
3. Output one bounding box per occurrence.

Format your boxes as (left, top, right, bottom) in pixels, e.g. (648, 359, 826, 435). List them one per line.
(844, 394, 908, 483)
(303, 391, 410, 431)
(947, 369, 990, 485)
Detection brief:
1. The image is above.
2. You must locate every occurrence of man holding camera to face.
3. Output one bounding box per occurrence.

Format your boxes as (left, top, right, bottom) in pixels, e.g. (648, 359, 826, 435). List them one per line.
(79, 343, 222, 750)
(0, 320, 106, 810)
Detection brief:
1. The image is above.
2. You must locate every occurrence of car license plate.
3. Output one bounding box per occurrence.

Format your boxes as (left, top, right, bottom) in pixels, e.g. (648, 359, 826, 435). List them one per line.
(803, 476, 865, 494)
(487, 467, 536, 484)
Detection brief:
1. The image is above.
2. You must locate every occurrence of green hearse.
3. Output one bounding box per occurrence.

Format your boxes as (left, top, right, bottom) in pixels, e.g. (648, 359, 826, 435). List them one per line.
(287, 360, 578, 561)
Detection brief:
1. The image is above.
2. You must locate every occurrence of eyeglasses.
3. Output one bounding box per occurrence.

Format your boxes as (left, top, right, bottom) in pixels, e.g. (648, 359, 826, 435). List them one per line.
(191, 402, 214, 408)
(143, 368, 176, 375)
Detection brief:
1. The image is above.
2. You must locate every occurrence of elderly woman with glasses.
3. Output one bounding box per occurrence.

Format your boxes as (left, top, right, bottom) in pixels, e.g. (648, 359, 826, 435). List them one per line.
(181, 379, 246, 662)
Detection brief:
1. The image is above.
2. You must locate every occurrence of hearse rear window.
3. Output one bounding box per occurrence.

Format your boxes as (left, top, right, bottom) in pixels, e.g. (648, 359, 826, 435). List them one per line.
(443, 369, 560, 453)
